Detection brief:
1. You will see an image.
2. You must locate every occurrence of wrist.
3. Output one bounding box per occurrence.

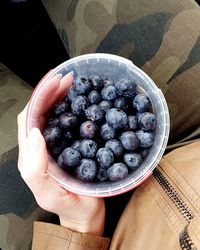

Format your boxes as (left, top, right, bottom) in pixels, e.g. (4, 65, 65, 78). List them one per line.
(59, 200, 105, 236)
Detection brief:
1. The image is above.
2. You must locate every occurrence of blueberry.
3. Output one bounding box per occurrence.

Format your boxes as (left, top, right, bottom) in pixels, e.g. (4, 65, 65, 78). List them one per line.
(96, 148, 114, 169)
(99, 100, 112, 113)
(85, 104, 104, 123)
(115, 79, 137, 98)
(76, 159, 97, 182)
(124, 152, 142, 171)
(79, 139, 98, 158)
(105, 139, 123, 157)
(88, 90, 102, 104)
(136, 130, 154, 148)
(89, 74, 104, 89)
(47, 117, 59, 127)
(138, 147, 150, 158)
(71, 95, 89, 115)
(114, 97, 129, 112)
(128, 116, 138, 130)
(100, 123, 116, 140)
(120, 131, 139, 150)
(43, 126, 62, 146)
(96, 168, 108, 182)
(107, 163, 128, 181)
(53, 101, 68, 116)
(71, 140, 81, 151)
(133, 93, 151, 112)
(101, 85, 117, 101)
(106, 108, 128, 129)
(73, 76, 92, 94)
(63, 130, 74, 142)
(62, 147, 81, 167)
(57, 154, 65, 168)
(50, 140, 68, 158)
(59, 112, 78, 129)
(80, 121, 98, 138)
(103, 79, 114, 87)
(67, 87, 79, 102)
(138, 112, 157, 131)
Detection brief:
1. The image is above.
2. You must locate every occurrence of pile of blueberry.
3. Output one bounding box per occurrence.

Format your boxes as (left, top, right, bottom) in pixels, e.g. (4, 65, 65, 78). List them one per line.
(43, 74, 157, 182)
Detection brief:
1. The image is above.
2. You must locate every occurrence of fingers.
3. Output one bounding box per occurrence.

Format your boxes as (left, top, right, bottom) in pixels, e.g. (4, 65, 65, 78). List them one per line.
(20, 127, 48, 176)
(29, 73, 73, 129)
(55, 72, 73, 101)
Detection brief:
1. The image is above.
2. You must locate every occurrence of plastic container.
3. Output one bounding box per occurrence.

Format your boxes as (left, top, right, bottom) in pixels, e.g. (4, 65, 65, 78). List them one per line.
(26, 53, 170, 197)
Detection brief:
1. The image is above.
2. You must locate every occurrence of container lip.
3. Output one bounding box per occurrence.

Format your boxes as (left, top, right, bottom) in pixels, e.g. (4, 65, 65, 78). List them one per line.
(26, 53, 170, 197)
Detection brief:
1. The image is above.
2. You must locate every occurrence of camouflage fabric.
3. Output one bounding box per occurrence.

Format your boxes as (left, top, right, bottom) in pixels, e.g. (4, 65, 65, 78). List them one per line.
(0, 64, 58, 250)
(42, 0, 200, 148)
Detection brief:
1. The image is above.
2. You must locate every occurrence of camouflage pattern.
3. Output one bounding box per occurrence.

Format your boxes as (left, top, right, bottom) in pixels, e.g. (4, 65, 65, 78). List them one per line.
(0, 64, 57, 249)
(42, 0, 200, 147)
(1, 0, 200, 249)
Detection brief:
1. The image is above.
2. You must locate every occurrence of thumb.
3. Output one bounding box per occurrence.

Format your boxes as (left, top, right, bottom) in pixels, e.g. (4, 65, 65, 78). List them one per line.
(21, 127, 48, 181)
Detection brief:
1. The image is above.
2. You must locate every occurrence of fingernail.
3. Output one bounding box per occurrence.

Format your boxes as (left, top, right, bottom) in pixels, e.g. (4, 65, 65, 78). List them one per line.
(28, 128, 42, 152)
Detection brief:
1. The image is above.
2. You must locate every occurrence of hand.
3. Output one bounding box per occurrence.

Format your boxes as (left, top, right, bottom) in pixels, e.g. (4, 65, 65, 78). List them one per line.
(17, 73, 105, 236)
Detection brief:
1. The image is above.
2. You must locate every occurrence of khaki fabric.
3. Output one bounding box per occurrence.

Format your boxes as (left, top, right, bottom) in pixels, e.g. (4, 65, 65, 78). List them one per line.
(32, 222, 110, 250)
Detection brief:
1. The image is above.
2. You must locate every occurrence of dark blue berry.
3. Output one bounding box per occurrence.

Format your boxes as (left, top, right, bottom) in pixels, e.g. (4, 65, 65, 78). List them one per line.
(128, 116, 138, 130)
(67, 87, 78, 102)
(76, 159, 97, 182)
(96, 168, 108, 182)
(136, 130, 154, 148)
(107, 163, 128, 181)
(115, 79, 137, 98)
(89, 74, 104, 89)
(103, 79, 114, 87)
(73, 76, 92, 94)
(100, 123, 116, 140)
(133, 93, 151, 112)
(57, 154, 65, 168)
(80, 121, 98, 138)
(62, 147, 81, 167)
(59, 112, 78, 129)
(138, 147, 150, 158)
(105, 139, 123, 157)
(53, 101, 68, 116)
(96, 148, 114, 169)
(120, 131, 139, 150)
(71, 95, 89, 115)
(85, 104, 104, 123)
(106, 108, 128, 129)
(71, 140, 81, 151)
(114, 97, 129, 111)
(79, 139, 98, 158)
(101, 85, 117, 101)
(124, 152, 142, 171)
(43, 126, 62, 146)
(138, 112, 157, 130)
(63, 130, 74, 142)
(88, 90, 102, 104)
(48, 117, 59, 127)
(50, 140, 68, 158)
(99, 100, 112, 113)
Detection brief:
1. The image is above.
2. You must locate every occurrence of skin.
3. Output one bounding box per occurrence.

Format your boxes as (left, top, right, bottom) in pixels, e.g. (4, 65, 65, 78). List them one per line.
(17, 73, 105, 236)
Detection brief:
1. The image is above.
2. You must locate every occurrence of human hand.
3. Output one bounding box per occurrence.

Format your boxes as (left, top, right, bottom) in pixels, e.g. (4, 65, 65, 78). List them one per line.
(17, 73, 105, 236)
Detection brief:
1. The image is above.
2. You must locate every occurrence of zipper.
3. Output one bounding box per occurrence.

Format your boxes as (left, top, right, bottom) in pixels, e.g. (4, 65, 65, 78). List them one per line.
(153, 168, 196, 250)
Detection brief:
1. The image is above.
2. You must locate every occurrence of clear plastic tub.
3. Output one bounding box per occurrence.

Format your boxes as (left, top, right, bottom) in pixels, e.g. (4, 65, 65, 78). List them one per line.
(26, 53, 170, 197)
